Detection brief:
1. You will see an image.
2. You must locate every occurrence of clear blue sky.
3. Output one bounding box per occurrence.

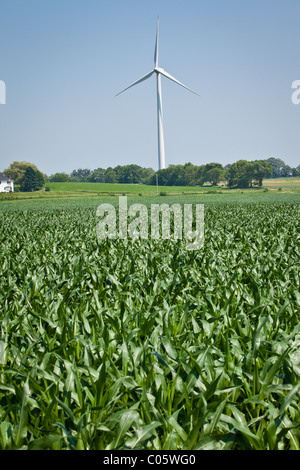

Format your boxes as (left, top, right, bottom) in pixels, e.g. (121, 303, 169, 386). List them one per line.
(0, 0, 299, 175)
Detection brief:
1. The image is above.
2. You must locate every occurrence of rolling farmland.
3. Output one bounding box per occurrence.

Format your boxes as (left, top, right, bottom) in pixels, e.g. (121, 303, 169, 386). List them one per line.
(0, 193, 299, 450)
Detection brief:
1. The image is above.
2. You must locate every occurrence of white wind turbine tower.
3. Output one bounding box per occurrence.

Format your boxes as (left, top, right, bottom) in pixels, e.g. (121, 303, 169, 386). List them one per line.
(115, 17, 200, 170)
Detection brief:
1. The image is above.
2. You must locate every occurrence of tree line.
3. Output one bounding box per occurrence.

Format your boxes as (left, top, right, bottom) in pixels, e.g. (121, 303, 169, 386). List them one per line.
(3, 157, 300, 192)
(48, 158, 299, 189)
(48, 158, 299, 188)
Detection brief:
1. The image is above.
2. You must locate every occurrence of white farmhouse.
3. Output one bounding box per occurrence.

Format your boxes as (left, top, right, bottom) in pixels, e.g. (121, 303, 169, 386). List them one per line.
(0, 175, 14, 193)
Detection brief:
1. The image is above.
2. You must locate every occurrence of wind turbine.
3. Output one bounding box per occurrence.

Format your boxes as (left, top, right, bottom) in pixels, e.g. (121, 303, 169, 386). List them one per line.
(115, 17, 200, 170)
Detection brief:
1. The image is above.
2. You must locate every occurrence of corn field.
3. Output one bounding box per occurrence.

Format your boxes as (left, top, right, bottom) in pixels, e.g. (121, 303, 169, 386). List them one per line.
(0, 201, 299, 450)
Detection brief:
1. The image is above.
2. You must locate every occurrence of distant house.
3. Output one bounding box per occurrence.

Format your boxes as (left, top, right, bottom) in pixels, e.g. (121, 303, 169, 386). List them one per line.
(0, 174, 14, 193)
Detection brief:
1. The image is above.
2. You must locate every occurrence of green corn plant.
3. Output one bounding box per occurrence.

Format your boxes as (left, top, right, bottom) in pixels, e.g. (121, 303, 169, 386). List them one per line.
(0, 201, 299, 449)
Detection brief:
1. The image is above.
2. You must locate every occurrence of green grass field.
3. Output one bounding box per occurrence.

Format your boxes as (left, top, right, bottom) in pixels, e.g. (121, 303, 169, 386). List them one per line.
(0, 183, 299, 450)
(0, 177, 299, 204)
(44, 178, 300, 193)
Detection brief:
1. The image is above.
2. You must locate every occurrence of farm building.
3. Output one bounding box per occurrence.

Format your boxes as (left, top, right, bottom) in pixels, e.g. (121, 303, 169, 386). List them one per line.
(0, 174, 14, 192)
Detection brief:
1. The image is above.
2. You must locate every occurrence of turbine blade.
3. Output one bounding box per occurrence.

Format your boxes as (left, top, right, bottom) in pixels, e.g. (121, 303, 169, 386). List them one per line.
(157, 67, 200, 96)
(115, 71, 154, 97)
(154, 16, 159, 68)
